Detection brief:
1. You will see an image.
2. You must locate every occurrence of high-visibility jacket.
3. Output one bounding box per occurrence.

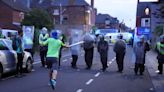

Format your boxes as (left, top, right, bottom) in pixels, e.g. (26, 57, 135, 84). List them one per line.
(157, 42, 164, 62)
(39, 33, 49, 46)
(157, 42, 164, 55)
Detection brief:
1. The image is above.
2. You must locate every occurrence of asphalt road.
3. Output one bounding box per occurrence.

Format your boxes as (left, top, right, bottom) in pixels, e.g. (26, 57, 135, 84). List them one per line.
(0, 46, 155, 92)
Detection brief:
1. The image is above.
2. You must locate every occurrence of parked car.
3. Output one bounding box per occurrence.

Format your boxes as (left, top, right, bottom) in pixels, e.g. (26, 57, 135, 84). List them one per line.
(0, 39, 33, 78)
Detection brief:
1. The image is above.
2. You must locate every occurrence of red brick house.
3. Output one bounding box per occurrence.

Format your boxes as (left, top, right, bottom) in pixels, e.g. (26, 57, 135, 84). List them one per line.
(0, 0, 29, 31)
(95, 13, 119, 29)
(48, 0, 95, 25)
(31, 0, 96, 33)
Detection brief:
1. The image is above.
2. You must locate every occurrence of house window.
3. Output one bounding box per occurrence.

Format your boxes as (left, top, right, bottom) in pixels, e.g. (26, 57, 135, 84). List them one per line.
(63, 16, 68, 21)
(53, 9, 59, 15)
(141, 18, 150, 27)
(62, 15, 68, 24)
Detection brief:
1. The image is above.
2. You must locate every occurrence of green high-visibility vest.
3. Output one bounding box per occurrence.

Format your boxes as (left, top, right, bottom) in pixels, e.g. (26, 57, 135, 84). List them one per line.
(157, 42, 164, 55)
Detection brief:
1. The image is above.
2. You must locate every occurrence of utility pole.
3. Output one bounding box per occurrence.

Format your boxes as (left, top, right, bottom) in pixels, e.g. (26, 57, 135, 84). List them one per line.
(59, 3, 62, 25)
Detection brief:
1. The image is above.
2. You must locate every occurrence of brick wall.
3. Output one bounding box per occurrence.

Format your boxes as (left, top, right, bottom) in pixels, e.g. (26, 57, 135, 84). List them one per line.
(0, 1, 13, 25)
(66, 6, 86, 25)
(50, 6, 92, 25)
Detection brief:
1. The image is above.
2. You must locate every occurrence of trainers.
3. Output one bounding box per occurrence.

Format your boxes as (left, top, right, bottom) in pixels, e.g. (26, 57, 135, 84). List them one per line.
(50, 79, 56, 90)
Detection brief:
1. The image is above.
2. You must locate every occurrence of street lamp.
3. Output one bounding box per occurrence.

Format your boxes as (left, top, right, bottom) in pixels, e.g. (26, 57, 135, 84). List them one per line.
(145, 7, 150, 15)
(59, 3, 62, 25)
(59, 3, 66, 25)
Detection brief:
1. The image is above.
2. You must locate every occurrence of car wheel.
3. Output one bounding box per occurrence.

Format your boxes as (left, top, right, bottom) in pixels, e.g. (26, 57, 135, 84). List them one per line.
(0, 65, 3, 79)
(26, 59, 32, 73)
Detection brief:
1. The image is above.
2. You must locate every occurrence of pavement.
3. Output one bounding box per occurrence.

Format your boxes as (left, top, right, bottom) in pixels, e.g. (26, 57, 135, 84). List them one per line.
(146, 50, 164, 92)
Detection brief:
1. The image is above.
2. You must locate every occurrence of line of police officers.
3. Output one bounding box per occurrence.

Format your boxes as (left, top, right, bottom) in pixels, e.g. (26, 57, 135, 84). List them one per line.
(33, 27, 164, 74)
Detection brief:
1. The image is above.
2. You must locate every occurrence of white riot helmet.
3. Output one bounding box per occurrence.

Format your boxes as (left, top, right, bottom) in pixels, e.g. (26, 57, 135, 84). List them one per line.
(42, 27, 48, 34)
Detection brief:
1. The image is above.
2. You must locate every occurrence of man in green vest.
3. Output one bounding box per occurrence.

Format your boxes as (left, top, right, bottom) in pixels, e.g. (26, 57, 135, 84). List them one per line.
(156, 35, 164, 74)
(41, 31, 69, 90)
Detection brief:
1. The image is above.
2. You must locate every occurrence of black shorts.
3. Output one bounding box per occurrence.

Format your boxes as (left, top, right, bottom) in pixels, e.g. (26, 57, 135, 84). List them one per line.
(46, 57, 58, 70)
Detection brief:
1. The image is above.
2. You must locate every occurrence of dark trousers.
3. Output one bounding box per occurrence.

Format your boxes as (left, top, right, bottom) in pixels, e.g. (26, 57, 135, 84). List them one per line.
(100, 53, 108, 70)
(158, 62, 163, 74)
(40, 49, 47, 67)
(59, 54, 61, 67)
(84, 48, 94, 69)
(16, 53, 23, 74)
(116, 53, 125, 72)
(134, 63, 145, 75)
(71, 55, 78, 67)
(59, 48, 62, 67)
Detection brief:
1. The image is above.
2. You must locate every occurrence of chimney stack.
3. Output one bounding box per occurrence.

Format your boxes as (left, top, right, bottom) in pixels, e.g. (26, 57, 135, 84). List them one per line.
(91, 0, 94, 8)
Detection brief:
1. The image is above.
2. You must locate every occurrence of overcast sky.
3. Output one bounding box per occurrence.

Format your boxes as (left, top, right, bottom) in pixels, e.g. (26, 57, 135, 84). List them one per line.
(85, 0, 138, 28)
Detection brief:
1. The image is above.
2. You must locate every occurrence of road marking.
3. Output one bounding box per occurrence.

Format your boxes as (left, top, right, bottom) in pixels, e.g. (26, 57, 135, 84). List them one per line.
(109, 61, 112, 64)
(112, 57, 116, 61)
(149, 88, 154, 91)
(62, 59, 67, 62)
(107, 61, 112, 66)
(33, 61, 41, 65)
(1, 75, 15, 81)
(86, 79, 94, 85)
(94, 72, 100, 77)
(76, 89, 83, 92)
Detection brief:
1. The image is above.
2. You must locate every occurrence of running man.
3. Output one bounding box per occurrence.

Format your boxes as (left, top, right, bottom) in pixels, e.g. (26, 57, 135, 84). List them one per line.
(41, 31, 69, 90)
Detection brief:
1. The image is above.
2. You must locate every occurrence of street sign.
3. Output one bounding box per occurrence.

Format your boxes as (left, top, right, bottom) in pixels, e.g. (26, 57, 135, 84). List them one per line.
(141, 18, 150, 27)
(137, 27, 150, 35)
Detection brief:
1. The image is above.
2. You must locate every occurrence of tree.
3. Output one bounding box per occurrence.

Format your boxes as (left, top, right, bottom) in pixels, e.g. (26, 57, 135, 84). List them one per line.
(21, 9, 53, 30)
(21, 9, 54, 53)
(154, 25, 163, 36)
(151, 2, 164, 19)
(152, 3, 164, 36)
(158, 3, 164, 18)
